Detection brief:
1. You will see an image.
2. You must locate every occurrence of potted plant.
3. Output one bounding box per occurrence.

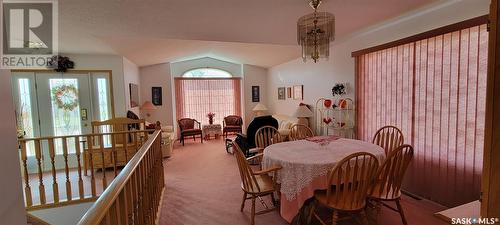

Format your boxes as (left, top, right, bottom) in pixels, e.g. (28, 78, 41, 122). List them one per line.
(207, 112, 215, 125)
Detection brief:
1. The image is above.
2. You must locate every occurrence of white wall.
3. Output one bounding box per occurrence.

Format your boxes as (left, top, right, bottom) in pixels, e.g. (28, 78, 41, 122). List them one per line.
(267, 0, 490, 120)
(0, 70, 28, 225)
(66, 54, 128, 117)
(170, 57, 243, 77)
(138, 59, 269, 135)
(242, 64, 268, 126)
(139, 63, 173, 126)
(123, 57, 141, 116)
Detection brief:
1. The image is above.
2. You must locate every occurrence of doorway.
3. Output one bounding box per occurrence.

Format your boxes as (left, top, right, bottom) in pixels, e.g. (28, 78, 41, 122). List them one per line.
(12, 70, 114, 172)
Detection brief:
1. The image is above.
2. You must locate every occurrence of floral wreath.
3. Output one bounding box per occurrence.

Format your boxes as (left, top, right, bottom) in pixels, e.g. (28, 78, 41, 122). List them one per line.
(51, 85, 79, 111)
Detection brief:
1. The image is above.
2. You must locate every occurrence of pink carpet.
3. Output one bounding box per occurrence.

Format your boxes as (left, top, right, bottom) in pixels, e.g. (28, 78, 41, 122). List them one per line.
(160, 138, 447, 225)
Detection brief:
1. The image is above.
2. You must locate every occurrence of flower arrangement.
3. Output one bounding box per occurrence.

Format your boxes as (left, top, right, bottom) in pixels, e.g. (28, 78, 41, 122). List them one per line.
(47, 55, 75, 72)
(207, 112, 215, 125)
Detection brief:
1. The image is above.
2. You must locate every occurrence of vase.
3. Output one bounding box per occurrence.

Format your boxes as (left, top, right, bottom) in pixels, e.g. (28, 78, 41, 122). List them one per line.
(209, 118, 213, 125)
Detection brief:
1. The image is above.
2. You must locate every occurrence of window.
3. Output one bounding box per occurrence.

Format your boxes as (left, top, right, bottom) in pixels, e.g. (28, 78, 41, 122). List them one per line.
(175, 70, 241, 125)
(354, 22, 487, 207)
(183, 68, 232, 78)
(17, 78, 36, 156)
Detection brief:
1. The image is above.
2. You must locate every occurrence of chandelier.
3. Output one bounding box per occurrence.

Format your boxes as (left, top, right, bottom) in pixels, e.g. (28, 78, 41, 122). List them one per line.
(297, 0, 335, 63)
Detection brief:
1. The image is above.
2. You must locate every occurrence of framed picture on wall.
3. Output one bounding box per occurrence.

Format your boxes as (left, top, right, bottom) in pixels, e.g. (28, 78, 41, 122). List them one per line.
(278, 87, 286, 100)
(287, 87, 292, 98)
(252, 86, 260, 102)
(152, 87, 162, 106)
(129, 83, 140, 108)
(293, 85, 303, 100)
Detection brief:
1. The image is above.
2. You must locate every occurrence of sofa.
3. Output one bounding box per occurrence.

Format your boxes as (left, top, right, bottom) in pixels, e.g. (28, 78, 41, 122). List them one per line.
(272, 114, 298, 139)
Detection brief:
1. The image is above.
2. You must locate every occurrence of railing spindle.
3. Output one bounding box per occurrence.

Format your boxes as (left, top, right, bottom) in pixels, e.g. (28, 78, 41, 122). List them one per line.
(134, 132, 139, 152)
(123, 133, 128, 162)
(100, 135, 107, 189)
(48, 138, 59, 203)
(75, 136, 85, 200)
(34, 139, 46, 204)
(20, 140, 33, 207)
(62, 137, 72, 201)
(111, 133, 118, 177)
(88, 135, 97, 197)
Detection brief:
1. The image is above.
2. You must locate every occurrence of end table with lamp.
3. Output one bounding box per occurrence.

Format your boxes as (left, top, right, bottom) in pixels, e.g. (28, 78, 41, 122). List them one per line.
(295, 103, 313, 127)
(252, 103, 268, 117)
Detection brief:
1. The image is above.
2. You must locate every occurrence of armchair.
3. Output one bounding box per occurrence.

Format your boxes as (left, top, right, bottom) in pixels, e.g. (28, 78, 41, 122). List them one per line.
(234, 115, 278, 158)
(178, 118, 203, 146)
(223, 115, 243, 138)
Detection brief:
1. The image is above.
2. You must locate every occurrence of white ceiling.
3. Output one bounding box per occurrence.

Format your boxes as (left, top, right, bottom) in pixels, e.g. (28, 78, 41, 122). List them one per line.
(58, 0, 437, 67)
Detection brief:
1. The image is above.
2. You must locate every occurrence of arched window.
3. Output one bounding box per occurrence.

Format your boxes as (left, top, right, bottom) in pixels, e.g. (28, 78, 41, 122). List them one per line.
(183, 68, 232, 78)
(175, 67, 241, 125)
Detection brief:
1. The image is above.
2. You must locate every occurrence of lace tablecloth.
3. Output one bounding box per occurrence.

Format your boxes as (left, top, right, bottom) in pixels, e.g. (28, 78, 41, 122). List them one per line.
(262, 138, 385, 202)
(202, 124, 222, 137)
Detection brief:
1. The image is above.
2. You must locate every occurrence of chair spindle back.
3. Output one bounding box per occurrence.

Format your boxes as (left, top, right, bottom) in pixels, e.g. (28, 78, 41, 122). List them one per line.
(372, 125, 404, 155)
(289, 124, 314, 141)
(326, 152, 379, 211)
(371, 144, 414, 200)
(255, 126, 282, 150)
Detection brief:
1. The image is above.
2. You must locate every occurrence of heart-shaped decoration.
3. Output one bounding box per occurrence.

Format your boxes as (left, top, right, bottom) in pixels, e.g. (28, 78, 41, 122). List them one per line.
(323, 99, 332, 108)
(323, 117, 332, 124)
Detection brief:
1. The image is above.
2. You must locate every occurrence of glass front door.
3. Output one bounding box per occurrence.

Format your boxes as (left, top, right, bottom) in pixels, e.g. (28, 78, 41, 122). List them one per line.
(12, 71, 112, 172)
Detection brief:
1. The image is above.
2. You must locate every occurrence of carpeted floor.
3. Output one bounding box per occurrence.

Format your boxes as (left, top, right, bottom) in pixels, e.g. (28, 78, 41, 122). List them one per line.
(160, 137, 447, 225)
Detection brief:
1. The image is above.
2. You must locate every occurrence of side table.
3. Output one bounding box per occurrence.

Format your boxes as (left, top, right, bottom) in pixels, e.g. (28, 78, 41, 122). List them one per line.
(202, 124, 222, 140)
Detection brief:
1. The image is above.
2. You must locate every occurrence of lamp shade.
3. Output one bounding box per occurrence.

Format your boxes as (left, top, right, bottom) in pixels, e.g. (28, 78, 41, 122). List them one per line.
(295, 105, 313, 118)
(252, 103, 268, 112)
(141, 101, 157, 110)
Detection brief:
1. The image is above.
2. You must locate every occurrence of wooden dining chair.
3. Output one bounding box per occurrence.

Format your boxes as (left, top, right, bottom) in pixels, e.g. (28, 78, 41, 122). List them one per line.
(368, 144, 414, 225)
(289, 124, 314, 141)
(253, 126, 282, 153)
(310, 152, 379, 225)
(372, 126, 404, 156)
(233, 142, 282, 225)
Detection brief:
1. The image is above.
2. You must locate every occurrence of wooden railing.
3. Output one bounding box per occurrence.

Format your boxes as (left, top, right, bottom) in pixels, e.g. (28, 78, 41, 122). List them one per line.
(18, 129, 153, 210)
(78, 129, 164, 225)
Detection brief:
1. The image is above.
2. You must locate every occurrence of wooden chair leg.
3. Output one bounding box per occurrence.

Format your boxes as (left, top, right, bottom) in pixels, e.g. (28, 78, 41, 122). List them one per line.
(395, 199, 408, 225)
(241, 193, 247, 212)
(270, 192, 276, 207)
(251, 196, 256, 225)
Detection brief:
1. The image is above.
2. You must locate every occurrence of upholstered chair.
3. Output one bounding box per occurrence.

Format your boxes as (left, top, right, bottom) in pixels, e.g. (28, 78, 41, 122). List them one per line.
(223, 115, 243, 138)
(177, 118, 203, 146)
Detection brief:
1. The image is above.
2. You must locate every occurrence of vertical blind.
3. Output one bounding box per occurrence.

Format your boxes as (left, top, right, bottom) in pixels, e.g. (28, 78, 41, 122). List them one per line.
(355, 24, 488, 207)
(175, 78, 242, 125)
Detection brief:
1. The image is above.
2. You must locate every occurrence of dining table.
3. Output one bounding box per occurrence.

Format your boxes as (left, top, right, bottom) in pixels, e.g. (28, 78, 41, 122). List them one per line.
(262, 136, 385, 223)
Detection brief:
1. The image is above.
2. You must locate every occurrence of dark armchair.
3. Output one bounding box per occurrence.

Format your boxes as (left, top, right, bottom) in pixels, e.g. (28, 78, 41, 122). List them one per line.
(223, 115, 243, 138)
(234, 115, 278, 158)
(178, 118, 203, 146)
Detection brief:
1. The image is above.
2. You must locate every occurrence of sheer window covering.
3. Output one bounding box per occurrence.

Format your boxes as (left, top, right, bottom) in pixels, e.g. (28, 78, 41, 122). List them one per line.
(175, 78, 242, 126)
(355, 24, 487, 207)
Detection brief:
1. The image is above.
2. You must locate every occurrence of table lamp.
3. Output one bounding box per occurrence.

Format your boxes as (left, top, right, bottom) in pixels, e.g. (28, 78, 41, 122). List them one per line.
(294, 104, 313, 127)
(141, 101, 157, 118)
(252, 103, 268, 117)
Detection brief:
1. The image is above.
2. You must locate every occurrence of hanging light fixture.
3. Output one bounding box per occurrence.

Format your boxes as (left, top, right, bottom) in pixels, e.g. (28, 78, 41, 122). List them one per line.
(297, 0, 335, 63)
